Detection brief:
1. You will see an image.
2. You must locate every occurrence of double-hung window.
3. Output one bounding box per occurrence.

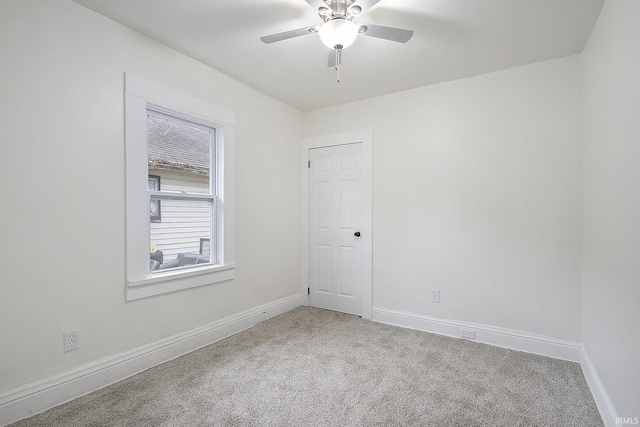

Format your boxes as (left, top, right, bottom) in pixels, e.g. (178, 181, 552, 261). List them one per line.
(124, 74, 235, 300)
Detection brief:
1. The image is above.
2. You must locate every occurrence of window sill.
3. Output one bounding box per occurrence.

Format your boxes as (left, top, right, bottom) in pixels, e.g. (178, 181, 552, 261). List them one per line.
(126, 263, 235, 301)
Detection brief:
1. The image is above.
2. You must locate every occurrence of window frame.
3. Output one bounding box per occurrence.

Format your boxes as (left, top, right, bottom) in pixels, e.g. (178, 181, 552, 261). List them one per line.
(124, 73, 235, 301)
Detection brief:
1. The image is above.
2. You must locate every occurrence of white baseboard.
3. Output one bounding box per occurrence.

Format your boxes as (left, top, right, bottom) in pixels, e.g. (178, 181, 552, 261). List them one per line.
(0, 294, 303, 426)
(580, 347, 618, 427)
(371, 307, 582, 362)
(3, 301, 615, 427)
(373, 308, 615, 426)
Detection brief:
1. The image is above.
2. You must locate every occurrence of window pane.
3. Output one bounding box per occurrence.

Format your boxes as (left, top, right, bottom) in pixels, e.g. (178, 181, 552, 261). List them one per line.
(147, 113, 212, 194)
(147, 112, 215, 273)
(149, 198, 213, 272)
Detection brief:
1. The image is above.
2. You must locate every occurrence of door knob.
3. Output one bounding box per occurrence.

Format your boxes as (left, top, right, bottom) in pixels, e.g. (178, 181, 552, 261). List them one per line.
(354, 231, 361, 237)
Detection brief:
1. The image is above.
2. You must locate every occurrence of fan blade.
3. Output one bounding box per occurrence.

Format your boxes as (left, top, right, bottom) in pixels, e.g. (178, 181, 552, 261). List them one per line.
(327, 49, 342, 68)
(260, 26, 317, 44)
(360, 23, 413, 43)
(351, 0, 382, 14)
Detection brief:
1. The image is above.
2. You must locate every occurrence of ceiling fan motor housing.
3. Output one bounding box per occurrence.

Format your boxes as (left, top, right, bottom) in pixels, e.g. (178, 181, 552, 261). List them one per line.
(322, 0, 358, 19)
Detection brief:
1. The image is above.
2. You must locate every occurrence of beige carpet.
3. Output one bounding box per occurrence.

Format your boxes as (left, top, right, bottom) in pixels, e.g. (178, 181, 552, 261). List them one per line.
(11, 307, 602, 426)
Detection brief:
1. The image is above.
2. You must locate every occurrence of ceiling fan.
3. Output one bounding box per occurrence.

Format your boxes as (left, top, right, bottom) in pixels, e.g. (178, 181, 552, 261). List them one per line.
(260, 0, 414, 81)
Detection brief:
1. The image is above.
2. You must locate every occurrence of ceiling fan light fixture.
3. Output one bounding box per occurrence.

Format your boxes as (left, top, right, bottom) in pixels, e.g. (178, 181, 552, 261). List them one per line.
(318, 18, 359, 49)
(348, 5, 362, 16)
(318, 6, 331, 16)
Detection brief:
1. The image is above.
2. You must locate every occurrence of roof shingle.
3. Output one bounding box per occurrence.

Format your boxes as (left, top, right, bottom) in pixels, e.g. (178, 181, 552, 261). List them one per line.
(147, 114, 210, 175)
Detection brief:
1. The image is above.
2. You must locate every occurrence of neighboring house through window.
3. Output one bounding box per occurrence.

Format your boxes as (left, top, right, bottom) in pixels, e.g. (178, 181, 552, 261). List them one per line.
(124, 74, 236, 300)
(148, 175, 161, 223)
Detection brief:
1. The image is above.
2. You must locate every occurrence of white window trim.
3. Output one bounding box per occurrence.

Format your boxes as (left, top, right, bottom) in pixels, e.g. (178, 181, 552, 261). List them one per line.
(124, 73, 235, 301)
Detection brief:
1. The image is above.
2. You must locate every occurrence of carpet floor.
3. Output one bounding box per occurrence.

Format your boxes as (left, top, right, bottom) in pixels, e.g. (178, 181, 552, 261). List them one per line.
(11, 307, 602, 426)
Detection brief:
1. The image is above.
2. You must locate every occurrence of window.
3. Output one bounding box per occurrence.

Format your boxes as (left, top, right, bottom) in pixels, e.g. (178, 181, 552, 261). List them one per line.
(125, 74, 235, 300)
(147, 112, 213, 271)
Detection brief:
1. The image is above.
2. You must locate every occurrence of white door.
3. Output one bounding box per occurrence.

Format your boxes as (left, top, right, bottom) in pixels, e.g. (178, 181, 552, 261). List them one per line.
(309, 143, 363, 316)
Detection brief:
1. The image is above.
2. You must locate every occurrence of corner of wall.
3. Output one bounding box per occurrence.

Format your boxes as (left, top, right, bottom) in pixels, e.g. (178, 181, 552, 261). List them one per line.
(580, 346, 618, 427)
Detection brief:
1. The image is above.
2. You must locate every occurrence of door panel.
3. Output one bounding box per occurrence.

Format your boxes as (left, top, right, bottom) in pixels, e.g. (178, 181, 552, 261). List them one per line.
(339, 246, 354, 296)
(309, 143, 362, 316)
(316, 245, 331, 293)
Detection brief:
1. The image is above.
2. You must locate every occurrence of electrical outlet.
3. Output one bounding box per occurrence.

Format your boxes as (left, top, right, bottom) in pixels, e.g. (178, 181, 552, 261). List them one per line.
(431, 290, 440, 303)
(63, 330, 80, 353)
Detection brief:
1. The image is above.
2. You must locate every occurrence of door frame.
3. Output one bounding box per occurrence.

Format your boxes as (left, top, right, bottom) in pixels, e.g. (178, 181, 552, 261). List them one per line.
(302, 129, 373, 320)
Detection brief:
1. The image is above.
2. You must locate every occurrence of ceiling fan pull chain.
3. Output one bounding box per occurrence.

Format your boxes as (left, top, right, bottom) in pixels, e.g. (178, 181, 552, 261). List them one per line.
(336, 48, 341, 82)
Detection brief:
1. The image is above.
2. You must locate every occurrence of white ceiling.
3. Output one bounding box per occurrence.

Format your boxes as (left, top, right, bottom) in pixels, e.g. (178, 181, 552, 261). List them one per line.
(73, 0, 604, 111)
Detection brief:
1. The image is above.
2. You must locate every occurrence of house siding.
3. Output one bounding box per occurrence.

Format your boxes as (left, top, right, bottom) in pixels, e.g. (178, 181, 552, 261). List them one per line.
(150, 169, 211, 261)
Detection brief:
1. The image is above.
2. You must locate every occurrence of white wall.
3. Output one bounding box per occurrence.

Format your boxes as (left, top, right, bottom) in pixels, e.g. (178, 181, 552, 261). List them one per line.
(0, 0, 302, 394)
(303, 56, 584, 342)
(582, 0, 640, 419)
